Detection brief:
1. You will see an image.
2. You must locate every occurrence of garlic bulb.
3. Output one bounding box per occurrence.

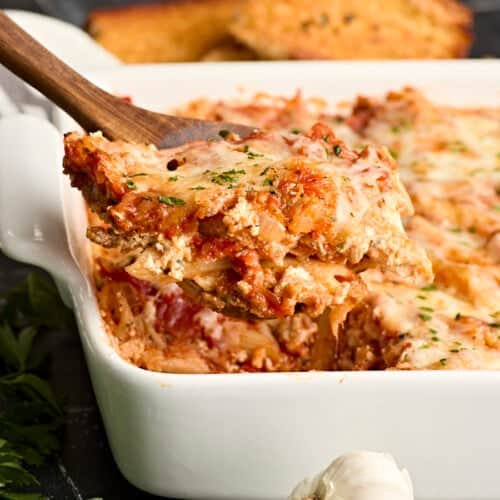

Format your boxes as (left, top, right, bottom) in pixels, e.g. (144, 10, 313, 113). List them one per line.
(289, 451, 413, 500)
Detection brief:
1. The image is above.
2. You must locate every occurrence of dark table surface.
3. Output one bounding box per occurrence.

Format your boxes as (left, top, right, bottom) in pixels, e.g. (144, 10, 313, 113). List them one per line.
(0, 1, 499, 499)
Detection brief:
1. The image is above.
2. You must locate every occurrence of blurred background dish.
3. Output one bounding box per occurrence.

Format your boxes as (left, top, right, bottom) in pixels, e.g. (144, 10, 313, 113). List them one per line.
(1, 0, 500, 59)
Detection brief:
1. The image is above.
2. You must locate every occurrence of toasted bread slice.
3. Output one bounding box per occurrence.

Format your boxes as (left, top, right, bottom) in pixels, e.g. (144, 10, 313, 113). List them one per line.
(86, 0, 243, 63)
(229, 0, 473, 60)
(200, 37, 259, 61)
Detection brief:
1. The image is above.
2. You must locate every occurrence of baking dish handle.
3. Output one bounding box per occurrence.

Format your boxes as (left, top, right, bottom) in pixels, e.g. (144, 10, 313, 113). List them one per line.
(0, 115, 80, 307)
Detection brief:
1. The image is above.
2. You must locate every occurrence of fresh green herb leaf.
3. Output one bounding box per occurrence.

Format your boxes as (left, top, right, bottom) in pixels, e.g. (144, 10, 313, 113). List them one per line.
(126, 181, 136, 190)
(190, 186, 206, 191)
(333, 145, 342, 157)
(0, 274, 71, 498)
(168, 176, 178, 182)
(419, 313, 432, 321)
(419, 306, 434, 312)
(218, 129, 230, 139)
(263, 178, 273, 187)
(455, 312, 462, 320)
(421, 284, 437, 292)
(290, 129, 301, 134)
(439, 358, 447, 366)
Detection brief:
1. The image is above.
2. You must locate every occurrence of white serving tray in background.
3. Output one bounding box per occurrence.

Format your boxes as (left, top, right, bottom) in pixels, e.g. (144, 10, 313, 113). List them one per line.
(2, 60, 500, 500)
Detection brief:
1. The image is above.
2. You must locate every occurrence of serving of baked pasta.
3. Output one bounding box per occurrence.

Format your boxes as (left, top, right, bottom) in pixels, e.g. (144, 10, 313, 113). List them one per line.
(64, 87, 499, 373)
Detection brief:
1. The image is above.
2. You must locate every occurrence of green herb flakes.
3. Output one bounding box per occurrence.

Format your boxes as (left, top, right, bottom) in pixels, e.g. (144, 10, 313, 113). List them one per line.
(455, 312, 462, 321)
(419, 313, 432, 322)
(218, 129, 230, 139)
(126, 181, 136, 190)
(439, 358, 447, 366)
(158, 195, 186, 206)
(168, 176, 179, 182)
(210, 169, 246, 186)
(421, 284, 437, 292)
(333, 145, 342, 157)
(190, 186, 206, 190)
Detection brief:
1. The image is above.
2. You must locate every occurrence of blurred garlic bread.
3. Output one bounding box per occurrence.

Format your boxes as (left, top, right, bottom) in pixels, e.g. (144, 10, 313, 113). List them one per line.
(229, 0, 473, 60)
(201, 38, 259, 61)
(86, 0, 243, 63)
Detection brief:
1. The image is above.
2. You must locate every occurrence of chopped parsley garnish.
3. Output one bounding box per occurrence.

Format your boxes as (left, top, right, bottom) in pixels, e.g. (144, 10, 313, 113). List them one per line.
(391, 126, 400, 134)
(218, 129, 230, 138)
(468, 226, 477, 233)
(417, 294, 427, 300)
(448, 140, 467, 153)
(263, 178, 273, 186)
(419, 313, 432, 321)
(322, 134, 329, 142)
(420, 343, 430, 349)
(489, 323, 500, 329)
(439, 358, 447, 366)
(243, 145, 249, 153)
(422, 284, 437, 292)
(419, 306, 434, 312)
(190, 186, 206, 190)
(389, 149, 399, 159)
(142, 195, 152, 201)
(432, 336, 440, 342)
(448, 227, 461, 233)
(247, 151, 264, 160)
(494, 205, 500, 212)
(455, 312, 462, 320)
(158, 195, 186, 206)
(168, 176, 179, 182)
(260, 167, 271, 176)
(449, 349, 460, 353)
(126, 180, 136, 190)
(290, 128, 301, 134)
(333, 145, 342, 157)
(210, 169, 246, 186)
(398, 333, 408, 340)
(429, 328, 438, 334)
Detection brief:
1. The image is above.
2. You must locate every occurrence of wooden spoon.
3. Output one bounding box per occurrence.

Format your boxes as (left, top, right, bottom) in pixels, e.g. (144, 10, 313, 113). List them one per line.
(0, 11, 255, 147)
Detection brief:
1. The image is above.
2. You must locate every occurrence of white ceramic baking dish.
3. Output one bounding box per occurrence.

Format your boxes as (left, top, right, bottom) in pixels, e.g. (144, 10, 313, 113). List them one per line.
(1, 61, 500, 500)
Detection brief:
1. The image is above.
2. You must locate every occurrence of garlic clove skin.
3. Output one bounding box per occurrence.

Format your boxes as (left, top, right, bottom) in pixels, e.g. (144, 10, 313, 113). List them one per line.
(289, 451, 414, 500)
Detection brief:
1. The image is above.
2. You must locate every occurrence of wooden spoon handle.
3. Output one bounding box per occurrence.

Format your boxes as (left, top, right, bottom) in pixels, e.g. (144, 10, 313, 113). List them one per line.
(0, 11, 126, 135)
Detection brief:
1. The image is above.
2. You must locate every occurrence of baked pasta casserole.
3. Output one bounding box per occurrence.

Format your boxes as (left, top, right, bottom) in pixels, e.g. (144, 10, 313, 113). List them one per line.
(64, 87, 500, 372)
